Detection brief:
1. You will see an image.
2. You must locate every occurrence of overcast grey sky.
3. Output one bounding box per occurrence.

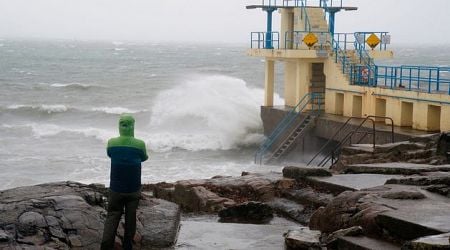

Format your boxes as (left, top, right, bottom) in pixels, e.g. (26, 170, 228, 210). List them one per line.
(0, 0, 449, 44)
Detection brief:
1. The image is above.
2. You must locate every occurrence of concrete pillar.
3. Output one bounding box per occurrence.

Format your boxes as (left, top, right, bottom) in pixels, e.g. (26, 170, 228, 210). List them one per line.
(280, 9, 294, 49)
(412, 102, 428, 130)
(264, 59, 275, 106)
(441, 106, 450, 131)
(385, 98, 401, 126)
(295, 60, 310, 105)
(284, 61, 297, 106)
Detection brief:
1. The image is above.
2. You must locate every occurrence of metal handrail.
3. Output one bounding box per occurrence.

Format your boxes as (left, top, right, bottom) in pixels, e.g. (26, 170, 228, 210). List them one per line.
(251, 32, 280, 49)
(307, 115, 394, 167)
(284, 31, 330, 50)
(254, 92, 321, 164)
(299, 0, 312, 32)
(375, 65, 450, 94)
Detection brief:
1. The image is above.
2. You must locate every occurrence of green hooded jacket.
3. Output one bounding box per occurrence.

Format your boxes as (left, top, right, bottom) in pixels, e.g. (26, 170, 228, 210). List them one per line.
(107, 115, 148, 193)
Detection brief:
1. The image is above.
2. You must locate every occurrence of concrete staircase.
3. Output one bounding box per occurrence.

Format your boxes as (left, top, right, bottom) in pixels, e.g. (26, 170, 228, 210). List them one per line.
(267, 114, 315, 162)
(306, 8, 328, 32)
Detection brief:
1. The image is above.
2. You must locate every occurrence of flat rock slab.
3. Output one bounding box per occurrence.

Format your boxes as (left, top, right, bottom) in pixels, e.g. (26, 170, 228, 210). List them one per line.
(344, 163, 450, 175)
(283, 166, 332, 179)
(306, 174, 404, 194)
(175, 221, 297, 250)
(410, 232, 450, 249)
(337, 236, 400, 250)
(376, 204, 450, 240)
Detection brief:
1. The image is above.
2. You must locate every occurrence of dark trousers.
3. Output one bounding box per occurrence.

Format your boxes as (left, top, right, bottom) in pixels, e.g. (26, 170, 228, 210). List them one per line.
(101, 190, 140, 250)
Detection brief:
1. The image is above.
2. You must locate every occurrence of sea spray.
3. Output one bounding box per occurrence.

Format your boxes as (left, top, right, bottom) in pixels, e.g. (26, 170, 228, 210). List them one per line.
(146, 75, 282, 152)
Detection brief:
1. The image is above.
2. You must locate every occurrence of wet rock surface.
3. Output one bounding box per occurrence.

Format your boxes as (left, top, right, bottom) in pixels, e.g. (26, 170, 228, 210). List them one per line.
(335, 133, 449, 170)
(283, 166, 332, 179)
(0, 181, 180, 249)
(283, 227, 322, 250)
(406, 232, 450, 250)
(218, 201, 273, 223)
(149, 172, 298, 212)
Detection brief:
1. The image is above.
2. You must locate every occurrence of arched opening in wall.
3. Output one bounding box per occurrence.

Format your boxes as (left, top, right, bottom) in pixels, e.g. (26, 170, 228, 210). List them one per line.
(375, 98, 386, 122)
(352, 95, 363, 117)
(427, 105, 441, 131)
(335, 93, 344, 115)
(400, 101, 413, 127)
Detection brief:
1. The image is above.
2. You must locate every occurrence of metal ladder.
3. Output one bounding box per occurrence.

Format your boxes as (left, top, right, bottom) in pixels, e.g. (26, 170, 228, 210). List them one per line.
(266, 114, 314, 162)
(254, 92, 322, 164)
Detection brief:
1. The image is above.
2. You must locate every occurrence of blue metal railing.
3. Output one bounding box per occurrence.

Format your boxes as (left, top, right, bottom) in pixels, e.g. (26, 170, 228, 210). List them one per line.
(251, 32, 280, 49)
(284, 31, 330, 49)
(352, 32, 377, 85)
(374, 65, 450, 94)
(254, 92, 322, 164)
(334, 32, 390, 51)
(354, 32, 390, 51)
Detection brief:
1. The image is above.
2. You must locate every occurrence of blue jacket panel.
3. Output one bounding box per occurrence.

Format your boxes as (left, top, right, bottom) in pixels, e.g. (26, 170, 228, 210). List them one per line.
(107, 146, 146, 193)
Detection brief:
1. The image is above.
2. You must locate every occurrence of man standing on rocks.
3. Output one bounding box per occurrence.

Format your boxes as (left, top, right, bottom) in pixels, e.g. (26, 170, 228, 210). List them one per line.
(101, 114, 148, 250)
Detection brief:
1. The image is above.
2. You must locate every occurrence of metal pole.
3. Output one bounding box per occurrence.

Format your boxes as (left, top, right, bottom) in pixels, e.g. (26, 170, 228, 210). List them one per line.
(265, 8, 276, 49)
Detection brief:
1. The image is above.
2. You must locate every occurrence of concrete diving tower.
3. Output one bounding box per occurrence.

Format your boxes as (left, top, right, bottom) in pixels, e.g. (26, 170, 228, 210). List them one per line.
(247, 0, 450, 134)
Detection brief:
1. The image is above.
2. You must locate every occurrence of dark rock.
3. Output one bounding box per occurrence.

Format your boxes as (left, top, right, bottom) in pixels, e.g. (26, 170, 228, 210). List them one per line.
(386, 174, 450, 186)
(154, 172, 295, 209)
(374, 141, 427, 154)
(437, 133, 450, 157)
(283, 166, 332, 180)
(407, 232, 450, 250)
(282, 187, 333, 208)
(409, 133, 441, 144)
(424, 185, 450, 197)
(137, 198, 181, 248)
(18, 211, 47, 228)
(283, 228, 322, 250)
(322, 226, 363, 245)
(0, 181, 181, 249)
(342, 163, 450, 175)
(267, 198, 311, 225)
(173, 184, 235, 212)
(381, 191, 426, 200)
(309, 190, 393, 235)
(218, 201, 273, 223)
(0, 230, 9, 242)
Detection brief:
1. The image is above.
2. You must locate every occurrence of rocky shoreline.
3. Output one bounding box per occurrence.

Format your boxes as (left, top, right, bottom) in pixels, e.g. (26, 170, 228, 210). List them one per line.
(1, 133, 449, 249)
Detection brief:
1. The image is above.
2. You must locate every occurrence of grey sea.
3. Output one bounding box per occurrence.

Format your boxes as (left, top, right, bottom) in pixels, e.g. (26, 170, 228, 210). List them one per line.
(0, 39, 449, 190)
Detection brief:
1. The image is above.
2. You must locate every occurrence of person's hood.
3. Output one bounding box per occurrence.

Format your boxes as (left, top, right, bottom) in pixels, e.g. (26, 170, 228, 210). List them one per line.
(119, 114, 135, 137)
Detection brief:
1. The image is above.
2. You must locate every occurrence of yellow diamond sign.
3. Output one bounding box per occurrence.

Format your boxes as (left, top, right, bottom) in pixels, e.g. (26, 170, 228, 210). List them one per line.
(366, 33, 380, 49)
(303, 33, 318, 48)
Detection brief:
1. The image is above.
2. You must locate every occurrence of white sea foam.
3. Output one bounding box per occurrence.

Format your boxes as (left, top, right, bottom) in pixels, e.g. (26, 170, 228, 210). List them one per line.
(4, 104, 146, 116)
(146, 75, 282, 152)
(7, 104, 68, 113)
(23, 123, 114, 142)
(91, 107, 143, 114)
(50, 83, 92, 89)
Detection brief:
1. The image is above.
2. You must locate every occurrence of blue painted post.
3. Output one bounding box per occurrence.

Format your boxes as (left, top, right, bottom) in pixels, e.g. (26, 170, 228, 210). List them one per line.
(329, 11, 336, 37)
(428, 69, 432, 93)
(265, 7, 276, 49)
(437, 69, 440, 92)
